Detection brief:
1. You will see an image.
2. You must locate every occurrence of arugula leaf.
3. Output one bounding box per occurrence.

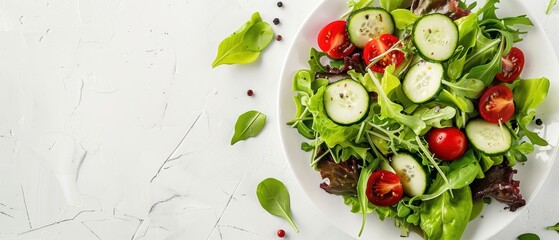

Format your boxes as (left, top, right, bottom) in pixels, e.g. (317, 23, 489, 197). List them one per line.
(357, 165, 373, 236)
(442, 77, 485, 99)
(416, 159, 478, 201)
(548, 0, 558, 14)
(256, 178, 299, 232)
(212, 12, 274, 67)
(419, 186, 473, 240)
(467, 31, 514, 86)
(414, 106, 456, 128)
(446, 13, 479, 80)
(368, 67, 426, 134)
(476, 0, 499, 20)
(437, 90, 475, 113)
(391, 9, 419, 29)
(231, 110, 267, 145)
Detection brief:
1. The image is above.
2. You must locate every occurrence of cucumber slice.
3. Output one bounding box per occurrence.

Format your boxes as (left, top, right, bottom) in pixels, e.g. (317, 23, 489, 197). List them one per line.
(402, 60, 443, 103)
(347, 7, 395, 49)
(323, 79, 370, 126)
(465, 119, 512, 156)
(390, 152, 428, 197)
(412, 13, 458, 62)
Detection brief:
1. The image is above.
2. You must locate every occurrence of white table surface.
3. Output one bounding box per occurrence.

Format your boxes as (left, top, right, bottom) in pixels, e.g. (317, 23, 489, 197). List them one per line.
(1, 0, 559, 239)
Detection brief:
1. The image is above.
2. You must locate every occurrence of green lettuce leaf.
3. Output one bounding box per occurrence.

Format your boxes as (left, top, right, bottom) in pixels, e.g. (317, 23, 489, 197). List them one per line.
(308, 87, 359, 147)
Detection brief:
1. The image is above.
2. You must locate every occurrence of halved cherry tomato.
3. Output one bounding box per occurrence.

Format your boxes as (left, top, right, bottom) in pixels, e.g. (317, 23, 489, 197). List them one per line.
(426, 127, 468, 161)
(366, 170, 403, 206)
(317, 20, 355, 59)
(496, 47, 525, 83)
(478, 85, 515, 123)
(362, 34, 405, 73)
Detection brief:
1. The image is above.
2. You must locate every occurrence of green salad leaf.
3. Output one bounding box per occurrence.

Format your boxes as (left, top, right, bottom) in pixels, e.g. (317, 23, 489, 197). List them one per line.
(416, 151, 479, 201)
(368, 67, 426, 135)
(391, 9, 419, 29)
(414, 106, 456, 129)
(420, 186, 473, 240)
(380, 0, 403, 12)
(212, 12, 274, 67)
(514, 77, 550, 146)
(443, 77, 485, 99)
(343, 0, 375, 18)
(308, 87, 360, 147)
(256, 178, 300, 232)
(231, 110, 267, 145)
(356, 164, 373, 236)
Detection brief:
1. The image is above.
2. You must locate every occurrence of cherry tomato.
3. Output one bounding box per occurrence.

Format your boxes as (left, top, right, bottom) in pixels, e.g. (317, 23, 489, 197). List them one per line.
(426, 127, 468, 161)
(365, 170, 403, 206)
(317, 20, 355, 59)
(362, 34, 405, 73)
(496, 47, 525, 83)
(478, 85, 515, 123)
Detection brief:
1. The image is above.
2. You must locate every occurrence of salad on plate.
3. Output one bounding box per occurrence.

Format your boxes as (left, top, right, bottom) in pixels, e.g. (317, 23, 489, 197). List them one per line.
(286, 0, 550, 239)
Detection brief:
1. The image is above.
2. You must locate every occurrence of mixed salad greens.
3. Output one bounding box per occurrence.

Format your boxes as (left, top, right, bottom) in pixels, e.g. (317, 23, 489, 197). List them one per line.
(287, 0, 550, 239)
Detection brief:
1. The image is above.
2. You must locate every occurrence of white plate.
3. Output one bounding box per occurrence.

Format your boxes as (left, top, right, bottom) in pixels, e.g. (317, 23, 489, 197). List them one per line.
(277, 0, 559, 239)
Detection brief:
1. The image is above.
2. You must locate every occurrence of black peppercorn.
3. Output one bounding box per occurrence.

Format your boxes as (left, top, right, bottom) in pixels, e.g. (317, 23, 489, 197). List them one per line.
(277, 1, 283, 7)
(273, 18, 280, 25)
(535, 118, 543, 126)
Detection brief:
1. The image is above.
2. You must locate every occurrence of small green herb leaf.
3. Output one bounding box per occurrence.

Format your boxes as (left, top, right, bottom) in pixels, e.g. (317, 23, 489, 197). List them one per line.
(231, 110, 267, 145)
(548, 222, 559, 232)
(547, 0, 557, 14)
(517, 233, 540, 240)
(256, 178, 299, 232)
(212, 12, 274, 67)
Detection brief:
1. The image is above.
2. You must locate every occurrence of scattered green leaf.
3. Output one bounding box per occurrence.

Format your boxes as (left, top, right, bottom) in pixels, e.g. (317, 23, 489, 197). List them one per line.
(256, 178, 300, 232)
(231, 110, 267, 145)
(212, 12, 274, 67)
(547, 222, 559, 232)
(517, 233, 540, 240)
(547, 0, 557, 14)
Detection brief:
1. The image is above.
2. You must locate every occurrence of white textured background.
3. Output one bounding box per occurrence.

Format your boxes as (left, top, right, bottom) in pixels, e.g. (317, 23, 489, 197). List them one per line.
(0, 0, 558, 239)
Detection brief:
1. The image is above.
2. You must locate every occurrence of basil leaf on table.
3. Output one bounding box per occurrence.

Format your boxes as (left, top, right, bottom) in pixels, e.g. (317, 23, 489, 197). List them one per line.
(517, 233, 540, 240)
(211, 12, 274, 67)
(256, 178, 299, 232)
(231, 110, 267, 145)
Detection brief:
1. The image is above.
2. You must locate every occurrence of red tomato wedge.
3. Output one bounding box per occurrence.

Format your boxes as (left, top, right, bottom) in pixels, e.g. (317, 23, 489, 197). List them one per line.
(362, 34, 405, 73)
(366, 170, 403, 206)
(478, 85, 515, 123)
(426, 127, 468, 161)
(496, 47, 525, 83)
(317, 20, 355, 59)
